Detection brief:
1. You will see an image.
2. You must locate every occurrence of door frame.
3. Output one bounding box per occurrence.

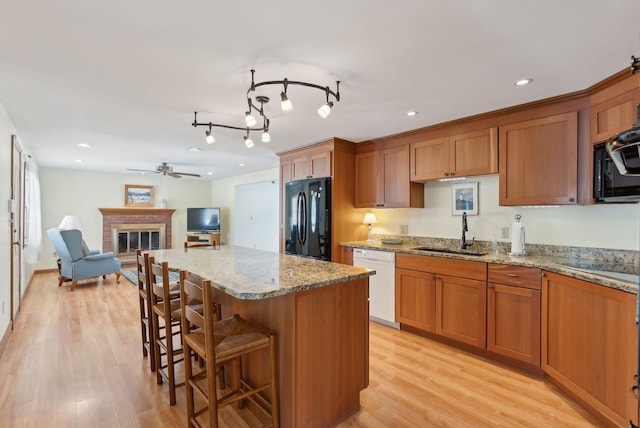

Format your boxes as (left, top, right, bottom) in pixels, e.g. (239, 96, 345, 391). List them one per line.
(10, 135, 23, 328)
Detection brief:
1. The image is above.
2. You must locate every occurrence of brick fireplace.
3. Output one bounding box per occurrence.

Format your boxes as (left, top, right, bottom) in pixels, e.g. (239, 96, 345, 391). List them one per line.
(99, 208, 176, 256)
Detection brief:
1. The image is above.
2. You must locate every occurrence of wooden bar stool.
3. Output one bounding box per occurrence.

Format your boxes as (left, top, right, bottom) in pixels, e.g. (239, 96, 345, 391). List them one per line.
(135, 250, 155, 371)
(179, 270, 279, 428)
(150, 259, 185, 406)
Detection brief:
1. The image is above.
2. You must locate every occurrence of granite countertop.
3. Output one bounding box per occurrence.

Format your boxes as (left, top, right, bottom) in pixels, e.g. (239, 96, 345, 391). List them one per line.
(342, 240, 638, 294)
(148, 246, 373, 300)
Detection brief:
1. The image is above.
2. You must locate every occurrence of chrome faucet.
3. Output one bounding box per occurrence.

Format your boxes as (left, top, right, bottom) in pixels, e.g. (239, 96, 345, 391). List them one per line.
(461, 212, 475, 250)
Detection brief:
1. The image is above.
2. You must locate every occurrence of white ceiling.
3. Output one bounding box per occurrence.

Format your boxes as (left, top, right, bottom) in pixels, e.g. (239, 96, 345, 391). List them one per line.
(1, 1, 639, 179)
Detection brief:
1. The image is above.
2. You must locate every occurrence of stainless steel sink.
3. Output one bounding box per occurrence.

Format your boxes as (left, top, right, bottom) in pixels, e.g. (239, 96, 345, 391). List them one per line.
(412, 247, 487, 257)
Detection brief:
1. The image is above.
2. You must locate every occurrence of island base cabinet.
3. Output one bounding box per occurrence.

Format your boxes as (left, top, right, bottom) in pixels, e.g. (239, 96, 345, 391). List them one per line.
(542, 271, 637, 427)
(210, 277, 369, 428)
(487, 283, 540, 365)
(436, 275, 487, 348)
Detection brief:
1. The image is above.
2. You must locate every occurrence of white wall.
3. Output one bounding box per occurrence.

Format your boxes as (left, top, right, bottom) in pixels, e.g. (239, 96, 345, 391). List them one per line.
(211, 168, 279, 245)
(370, 175, 640, 250)
(36, 168, 213, 271)
(0, 102, 16, 337)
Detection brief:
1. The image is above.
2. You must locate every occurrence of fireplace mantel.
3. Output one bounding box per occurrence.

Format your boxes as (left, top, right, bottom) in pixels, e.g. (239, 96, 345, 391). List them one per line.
(99, 208, 176, 216)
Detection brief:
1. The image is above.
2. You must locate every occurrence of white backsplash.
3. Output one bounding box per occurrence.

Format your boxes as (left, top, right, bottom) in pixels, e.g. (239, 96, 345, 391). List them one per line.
(369, 175, 640, 251)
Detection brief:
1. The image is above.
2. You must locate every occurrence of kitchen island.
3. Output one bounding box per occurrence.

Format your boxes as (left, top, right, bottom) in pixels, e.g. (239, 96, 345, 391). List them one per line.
(149, 247, 374, 428)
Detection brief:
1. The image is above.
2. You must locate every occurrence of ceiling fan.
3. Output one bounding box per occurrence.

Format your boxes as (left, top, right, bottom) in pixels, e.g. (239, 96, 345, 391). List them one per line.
(127, 162, 201, 178)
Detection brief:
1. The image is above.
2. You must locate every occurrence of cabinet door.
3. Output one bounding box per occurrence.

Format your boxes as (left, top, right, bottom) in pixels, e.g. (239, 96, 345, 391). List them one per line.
(310, 151, 332, 178)
(340, 246, 354, 265)
(436, 274, 487, 348)
(381, 145, 411, 208)
(450, 127, 498, 177)
(355, 152, 382, 207)
(292, 157, 311, 181)
(410, 137, 450, 181)
(487, 283, 540, 365)
(499, 112, 578, 205)
(542, 271, 637, 427)
(395, 268, 437, 332)
(591, 90, 640, 143)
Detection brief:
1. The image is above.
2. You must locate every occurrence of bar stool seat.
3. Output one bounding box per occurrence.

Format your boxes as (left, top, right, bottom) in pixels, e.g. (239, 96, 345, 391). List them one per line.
(180, 270, 279, 428)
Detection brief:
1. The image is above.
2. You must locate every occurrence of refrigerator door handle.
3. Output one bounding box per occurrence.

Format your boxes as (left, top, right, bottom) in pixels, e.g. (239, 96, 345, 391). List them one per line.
(300, 192, 307, 245)
(296, 192, 303, 247)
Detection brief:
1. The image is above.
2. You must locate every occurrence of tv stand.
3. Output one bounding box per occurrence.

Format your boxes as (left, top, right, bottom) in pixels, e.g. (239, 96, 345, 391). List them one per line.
(185, 232, 220, 248)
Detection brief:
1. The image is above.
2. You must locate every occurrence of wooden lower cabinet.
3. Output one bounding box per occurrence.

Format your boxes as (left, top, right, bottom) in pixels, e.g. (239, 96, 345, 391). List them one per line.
(542, 271, 638, 427)
(487, 263, 541, 365)
(436, 274, 487, 348)
(396, 268, 437, 332)
(487, 283, 540, 365)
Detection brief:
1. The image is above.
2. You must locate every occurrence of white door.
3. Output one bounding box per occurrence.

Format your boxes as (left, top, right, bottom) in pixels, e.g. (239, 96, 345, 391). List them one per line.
(233, 180, 279, 252)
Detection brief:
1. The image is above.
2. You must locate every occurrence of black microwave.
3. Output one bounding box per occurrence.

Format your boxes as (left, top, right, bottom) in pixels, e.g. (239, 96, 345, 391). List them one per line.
(594, 142, 640, 202)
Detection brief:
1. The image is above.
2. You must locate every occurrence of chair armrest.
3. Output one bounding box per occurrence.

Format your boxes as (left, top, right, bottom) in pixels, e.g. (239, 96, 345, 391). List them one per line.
(89, 249, 101, 256)
(84, 252, 118, 261)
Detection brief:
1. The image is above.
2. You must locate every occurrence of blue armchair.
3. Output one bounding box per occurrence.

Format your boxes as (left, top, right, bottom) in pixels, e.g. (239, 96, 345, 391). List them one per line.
(47, 228, 122, 291)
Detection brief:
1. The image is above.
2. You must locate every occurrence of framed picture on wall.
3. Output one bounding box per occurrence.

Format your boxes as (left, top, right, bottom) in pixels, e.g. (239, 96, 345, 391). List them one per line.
(451, 182, 478, 216)
(125, 184, 154, 207)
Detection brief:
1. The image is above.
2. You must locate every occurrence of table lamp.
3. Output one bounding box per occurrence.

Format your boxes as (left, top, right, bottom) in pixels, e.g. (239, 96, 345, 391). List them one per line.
(58, 215, 83, 233)
(363, 212, 377, 241)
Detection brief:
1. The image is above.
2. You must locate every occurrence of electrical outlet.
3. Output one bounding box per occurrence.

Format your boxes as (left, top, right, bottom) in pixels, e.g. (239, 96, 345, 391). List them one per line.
(501, 227, 509, 239)
(399, 224, 409, 235)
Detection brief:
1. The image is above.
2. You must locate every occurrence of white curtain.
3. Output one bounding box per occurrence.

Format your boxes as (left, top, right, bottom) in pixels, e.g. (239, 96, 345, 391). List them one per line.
(24, 156, 42, 263)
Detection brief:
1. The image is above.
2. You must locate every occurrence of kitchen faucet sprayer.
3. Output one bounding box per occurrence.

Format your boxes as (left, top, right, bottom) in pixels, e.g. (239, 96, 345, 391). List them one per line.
(461, 212, 475, 250)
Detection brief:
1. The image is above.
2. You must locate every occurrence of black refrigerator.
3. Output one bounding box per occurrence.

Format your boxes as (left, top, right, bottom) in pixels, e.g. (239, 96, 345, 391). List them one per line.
(284, 177, 331, 261)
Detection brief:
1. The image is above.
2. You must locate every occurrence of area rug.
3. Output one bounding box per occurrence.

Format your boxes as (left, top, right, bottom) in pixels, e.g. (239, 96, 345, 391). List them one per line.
(121, 269, 180, 285)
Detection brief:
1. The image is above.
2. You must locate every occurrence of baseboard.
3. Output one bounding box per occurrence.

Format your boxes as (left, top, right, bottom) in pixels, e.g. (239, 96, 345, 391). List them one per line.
(0, 320, 12, 360)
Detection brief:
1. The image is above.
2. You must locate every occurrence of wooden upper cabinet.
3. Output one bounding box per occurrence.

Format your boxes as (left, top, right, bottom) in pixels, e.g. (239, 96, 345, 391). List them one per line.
(290, 150, 332, 181)
(355, 145, 424, 208)
(499, 112, 578, 206)
(410, 127, 498, 181)
(590, 89, 640, 143)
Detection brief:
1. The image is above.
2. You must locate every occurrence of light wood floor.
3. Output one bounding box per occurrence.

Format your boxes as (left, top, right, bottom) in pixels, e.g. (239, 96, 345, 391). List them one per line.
(0, 272, 603, 427)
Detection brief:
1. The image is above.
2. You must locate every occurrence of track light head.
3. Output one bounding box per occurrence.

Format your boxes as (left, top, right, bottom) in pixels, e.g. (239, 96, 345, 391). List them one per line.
(205, 128, 215, 144)
(244, 133, 254, 149)
(261, 131, 271, 143)
(317, 101, 334, 119)
(280, 92, 293, 113)
(245, 112, 257, 127)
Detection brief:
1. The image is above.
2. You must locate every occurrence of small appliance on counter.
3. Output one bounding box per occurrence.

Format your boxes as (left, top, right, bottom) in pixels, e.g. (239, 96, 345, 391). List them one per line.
(509, 214, 525, 256)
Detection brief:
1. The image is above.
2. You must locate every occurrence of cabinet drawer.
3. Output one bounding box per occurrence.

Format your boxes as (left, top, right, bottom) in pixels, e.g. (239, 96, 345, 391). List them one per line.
(397, 253, 486, 281)
(488, 264, 541, 289)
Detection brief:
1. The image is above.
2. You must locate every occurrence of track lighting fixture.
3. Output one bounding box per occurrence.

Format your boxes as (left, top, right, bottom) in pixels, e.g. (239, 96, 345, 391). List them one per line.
(192, 69, 340, 148)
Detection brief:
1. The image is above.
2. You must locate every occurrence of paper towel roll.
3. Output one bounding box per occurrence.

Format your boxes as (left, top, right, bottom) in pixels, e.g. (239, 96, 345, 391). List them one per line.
(510, 222, 524, 255)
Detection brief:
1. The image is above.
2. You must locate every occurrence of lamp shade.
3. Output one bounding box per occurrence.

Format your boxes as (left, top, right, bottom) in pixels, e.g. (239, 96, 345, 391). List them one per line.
(58, 215, 83, 233)
(363, 213, 378, 225)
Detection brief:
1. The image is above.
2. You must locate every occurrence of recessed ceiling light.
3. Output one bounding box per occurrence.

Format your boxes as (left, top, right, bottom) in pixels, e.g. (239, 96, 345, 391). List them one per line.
(239, 163, 245, 167)
(207, 172, 214, 176)
(406, 111, 418, 117)
(76, 143, 92, 148)
(74, 159, 84, 163)
(188, 147, 201, 152)
(514, 78, 533, 86)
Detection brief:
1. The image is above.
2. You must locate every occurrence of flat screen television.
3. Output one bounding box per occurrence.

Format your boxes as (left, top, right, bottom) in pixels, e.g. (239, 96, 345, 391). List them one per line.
(187, 207, 220, 233)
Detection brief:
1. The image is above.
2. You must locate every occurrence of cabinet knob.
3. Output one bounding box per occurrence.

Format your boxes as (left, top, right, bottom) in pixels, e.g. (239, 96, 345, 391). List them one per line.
(488, 284, 494, 290)
(444, 172, 449, 177)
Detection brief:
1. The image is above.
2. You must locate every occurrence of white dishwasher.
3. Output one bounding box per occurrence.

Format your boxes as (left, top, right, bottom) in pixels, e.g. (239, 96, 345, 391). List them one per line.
(353, 248, 399, 329)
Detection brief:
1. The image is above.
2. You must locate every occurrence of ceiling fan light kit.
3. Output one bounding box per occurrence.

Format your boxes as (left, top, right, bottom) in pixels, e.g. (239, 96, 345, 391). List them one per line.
(192, 69, 341, 148)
